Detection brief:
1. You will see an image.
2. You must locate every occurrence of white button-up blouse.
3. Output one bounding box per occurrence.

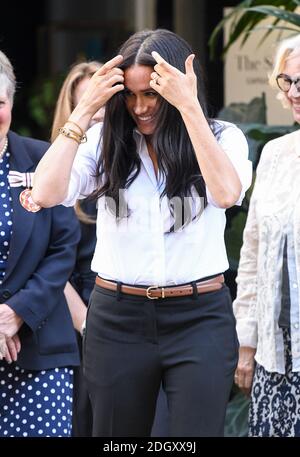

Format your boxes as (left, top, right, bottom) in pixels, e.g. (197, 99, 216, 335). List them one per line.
(233, 129, 300, 374)
(63, 121, 252, 286)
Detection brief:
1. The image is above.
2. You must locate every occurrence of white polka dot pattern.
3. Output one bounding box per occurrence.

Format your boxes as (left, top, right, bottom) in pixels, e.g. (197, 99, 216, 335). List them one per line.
(0, 151, 13, 285)
(0, 364, 73, 437)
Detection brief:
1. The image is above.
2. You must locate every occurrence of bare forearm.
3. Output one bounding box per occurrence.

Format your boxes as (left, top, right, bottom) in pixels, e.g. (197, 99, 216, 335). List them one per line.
(32, 110, 91, 207)
(32, 55, 124, 208)
(32, 137, 79, 207)
(64, 282, 87, 333)
(150, 52, 242, 208)
(180, 102, 242, 208)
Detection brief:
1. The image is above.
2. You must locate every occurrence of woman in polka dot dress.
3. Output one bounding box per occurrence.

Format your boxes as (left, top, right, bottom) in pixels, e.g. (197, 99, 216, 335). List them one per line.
(0, 51, 80, 436)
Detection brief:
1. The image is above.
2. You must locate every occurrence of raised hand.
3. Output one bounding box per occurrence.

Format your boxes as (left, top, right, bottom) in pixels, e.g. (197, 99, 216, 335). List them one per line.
(149, 51, 198, 112)
(73, 55, 124, 118)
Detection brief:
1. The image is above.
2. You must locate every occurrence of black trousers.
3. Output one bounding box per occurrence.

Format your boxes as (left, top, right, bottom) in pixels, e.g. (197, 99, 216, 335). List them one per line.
(72, 334, 93, 437)
(151, 384, 170, 437)
(83, 283, 238, 437)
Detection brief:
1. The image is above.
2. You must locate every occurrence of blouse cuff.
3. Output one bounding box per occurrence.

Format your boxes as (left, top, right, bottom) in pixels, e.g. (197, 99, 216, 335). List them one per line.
(236, 318, 258, 348)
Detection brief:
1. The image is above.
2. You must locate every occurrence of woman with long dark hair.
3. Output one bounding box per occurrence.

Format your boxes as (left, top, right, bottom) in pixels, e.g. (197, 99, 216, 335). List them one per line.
(33, 29, 252, 437)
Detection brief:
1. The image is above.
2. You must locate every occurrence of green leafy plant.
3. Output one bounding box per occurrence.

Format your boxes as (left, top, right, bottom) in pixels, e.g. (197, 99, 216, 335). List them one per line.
(27, 74, 65, 140)
(12, 73, 65, 140)
(209, 0, 300, 59)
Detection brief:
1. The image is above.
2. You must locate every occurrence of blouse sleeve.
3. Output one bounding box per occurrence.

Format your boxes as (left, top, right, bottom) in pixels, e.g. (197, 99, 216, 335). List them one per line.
(233, 141, 272, 347)
(206, 123, 253, 207)
(62, 123, 102, 207)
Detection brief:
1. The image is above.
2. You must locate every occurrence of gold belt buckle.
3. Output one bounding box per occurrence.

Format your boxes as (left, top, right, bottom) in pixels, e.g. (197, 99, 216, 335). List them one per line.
(146, 285, 160, 299)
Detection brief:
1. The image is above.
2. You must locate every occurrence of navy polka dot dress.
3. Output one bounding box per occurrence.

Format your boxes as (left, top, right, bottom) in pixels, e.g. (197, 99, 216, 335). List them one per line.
(0, 149, 13, 283)
(0, 365, 73, 437)
(0, 147, 74, 437)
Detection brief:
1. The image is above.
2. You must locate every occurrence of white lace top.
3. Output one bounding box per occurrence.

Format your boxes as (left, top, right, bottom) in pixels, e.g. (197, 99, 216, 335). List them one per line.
(233, 129, 300, 374)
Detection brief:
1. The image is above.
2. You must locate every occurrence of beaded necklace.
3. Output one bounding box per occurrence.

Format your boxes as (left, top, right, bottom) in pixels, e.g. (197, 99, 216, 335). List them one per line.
(0, 137, 8, 160)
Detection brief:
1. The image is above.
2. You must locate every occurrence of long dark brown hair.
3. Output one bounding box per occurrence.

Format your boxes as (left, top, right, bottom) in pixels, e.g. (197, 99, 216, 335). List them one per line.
(92, 29, 222, 229)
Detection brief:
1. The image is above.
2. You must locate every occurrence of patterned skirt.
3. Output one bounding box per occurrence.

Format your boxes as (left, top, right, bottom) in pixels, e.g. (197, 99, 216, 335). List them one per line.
(0, 363, 73, 437)
(249, 328, 300, 437)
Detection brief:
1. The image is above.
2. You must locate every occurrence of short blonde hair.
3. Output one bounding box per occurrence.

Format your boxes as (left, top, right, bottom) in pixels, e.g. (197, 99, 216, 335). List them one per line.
(51, 60, 102, 142)
(0, 50, 16, 104)
(269, 34, 300, 108)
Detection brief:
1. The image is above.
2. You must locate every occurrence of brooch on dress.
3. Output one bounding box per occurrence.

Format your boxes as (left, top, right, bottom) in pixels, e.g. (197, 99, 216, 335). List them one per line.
(8, 171, 41, 213)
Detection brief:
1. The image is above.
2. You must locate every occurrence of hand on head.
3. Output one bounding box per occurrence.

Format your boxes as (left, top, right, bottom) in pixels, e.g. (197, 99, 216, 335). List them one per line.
(149, 51, 198, 111)
(75, 51, 199, 122)
(75, 55, 124, 118)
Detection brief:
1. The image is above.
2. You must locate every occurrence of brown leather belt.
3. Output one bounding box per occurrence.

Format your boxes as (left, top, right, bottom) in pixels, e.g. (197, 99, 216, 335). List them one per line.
(95, 274, 224, 300)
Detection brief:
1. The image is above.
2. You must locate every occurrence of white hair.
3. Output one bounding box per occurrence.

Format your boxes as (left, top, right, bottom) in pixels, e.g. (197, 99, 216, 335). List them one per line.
(0, 50, 16, 104)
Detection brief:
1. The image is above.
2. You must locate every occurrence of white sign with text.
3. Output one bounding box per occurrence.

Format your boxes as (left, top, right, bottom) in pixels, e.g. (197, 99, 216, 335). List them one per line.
(224, 7, 296, 125)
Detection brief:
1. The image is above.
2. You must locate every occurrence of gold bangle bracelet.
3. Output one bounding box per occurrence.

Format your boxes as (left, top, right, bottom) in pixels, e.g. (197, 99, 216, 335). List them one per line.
(58, 127, 81, 145)
(58, 127, 87, 144)
(68, 128, 87, 143)
(65, 120, 84, 137)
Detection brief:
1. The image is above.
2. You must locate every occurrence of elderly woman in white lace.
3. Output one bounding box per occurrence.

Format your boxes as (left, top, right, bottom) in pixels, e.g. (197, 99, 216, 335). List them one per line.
(233, 34, 300, 437)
